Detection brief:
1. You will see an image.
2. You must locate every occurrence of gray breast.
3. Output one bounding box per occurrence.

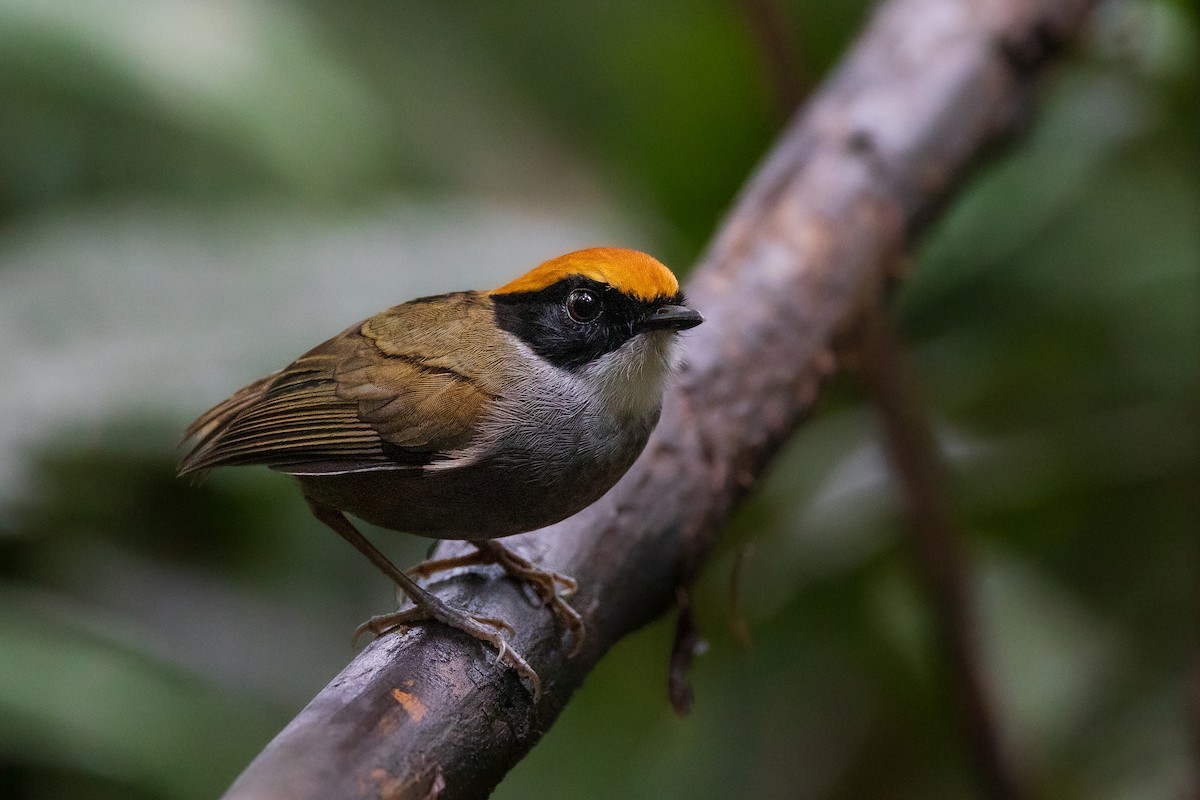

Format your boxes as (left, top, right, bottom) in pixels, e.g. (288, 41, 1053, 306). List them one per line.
(298, 405, 659, 539)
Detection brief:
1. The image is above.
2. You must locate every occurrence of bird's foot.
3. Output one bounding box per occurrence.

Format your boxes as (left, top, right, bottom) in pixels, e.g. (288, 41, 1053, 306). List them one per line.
(405, 541, 585, 657)
(353, 586, 540, 699)
(473, 541, 585, 656)
(307, 500, 541, 695)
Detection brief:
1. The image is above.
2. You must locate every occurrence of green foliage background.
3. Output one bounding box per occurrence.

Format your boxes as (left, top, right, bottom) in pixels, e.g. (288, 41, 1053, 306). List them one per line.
(0, 1, 1196, 798)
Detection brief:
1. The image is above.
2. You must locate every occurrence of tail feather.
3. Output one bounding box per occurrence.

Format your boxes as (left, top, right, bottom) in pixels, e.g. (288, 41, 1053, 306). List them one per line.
(178, 373, 277, 475)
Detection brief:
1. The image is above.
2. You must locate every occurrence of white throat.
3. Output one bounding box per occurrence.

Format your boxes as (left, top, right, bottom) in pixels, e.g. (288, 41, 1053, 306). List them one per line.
(576, 330, 678, 422)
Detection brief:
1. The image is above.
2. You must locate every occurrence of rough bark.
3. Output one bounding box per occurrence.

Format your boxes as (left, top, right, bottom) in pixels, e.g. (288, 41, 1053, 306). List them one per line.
(224, 0, 1096, 797)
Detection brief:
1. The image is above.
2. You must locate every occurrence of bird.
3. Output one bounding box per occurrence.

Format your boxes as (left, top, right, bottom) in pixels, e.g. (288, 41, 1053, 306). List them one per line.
(178, 247, 703, 694)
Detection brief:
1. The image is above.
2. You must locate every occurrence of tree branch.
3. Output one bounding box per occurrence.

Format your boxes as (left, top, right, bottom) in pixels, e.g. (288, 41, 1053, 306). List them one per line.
(224, 1, 1095, 797)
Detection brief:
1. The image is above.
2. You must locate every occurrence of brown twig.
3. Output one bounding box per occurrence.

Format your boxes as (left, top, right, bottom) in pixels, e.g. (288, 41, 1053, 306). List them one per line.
(728, 543, 754, 651)
(222, 1, 1095, 797)
(859, 308, 1026, 800)
(667, 586, 703, 716)
(738, 0, 813, 117)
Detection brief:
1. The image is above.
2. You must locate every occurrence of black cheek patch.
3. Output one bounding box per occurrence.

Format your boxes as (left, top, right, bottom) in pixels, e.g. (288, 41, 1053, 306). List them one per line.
(492, 278, 644, 372)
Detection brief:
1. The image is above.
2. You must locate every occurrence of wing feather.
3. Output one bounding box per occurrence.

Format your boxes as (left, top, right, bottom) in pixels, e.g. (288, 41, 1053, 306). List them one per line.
(178, 293, 503, 476)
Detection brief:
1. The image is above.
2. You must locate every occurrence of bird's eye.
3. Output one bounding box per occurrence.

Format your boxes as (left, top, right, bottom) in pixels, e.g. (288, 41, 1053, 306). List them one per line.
(565, 289, 602, 323)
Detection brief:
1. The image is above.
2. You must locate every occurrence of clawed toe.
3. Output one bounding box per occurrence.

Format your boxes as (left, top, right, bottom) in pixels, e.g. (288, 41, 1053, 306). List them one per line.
(352, 597, 540, 698)
(434, 609, 540, 698)
(470, 614, 516, 637)
(405, 552, 488, 581)
(473, 541, 583, 640)
(547, 572, 578, 597)
(522, 569, 577, 602)
(547, 595, 586, 656)
(352, 606, 424, 649)
(406, 541, 585, 656)
(353, 539, 586, 698)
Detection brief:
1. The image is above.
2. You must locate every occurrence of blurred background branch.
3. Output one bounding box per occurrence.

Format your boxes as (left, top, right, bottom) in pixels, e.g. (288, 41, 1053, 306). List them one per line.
(859, 308, 1024, 800)
(737, 0, 813, 117)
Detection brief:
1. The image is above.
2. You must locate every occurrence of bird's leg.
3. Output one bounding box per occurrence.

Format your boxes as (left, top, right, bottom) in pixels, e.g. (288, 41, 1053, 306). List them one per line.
(408, 540, 585, 656)
(304, 498, 540, 698)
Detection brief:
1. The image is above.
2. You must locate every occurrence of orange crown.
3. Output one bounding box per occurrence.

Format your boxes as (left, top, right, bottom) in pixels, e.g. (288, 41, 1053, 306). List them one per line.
(491, 248, 679, 302)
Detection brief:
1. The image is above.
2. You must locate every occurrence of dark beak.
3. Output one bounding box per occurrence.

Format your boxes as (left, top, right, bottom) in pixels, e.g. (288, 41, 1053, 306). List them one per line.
(637, 304, 704, 333)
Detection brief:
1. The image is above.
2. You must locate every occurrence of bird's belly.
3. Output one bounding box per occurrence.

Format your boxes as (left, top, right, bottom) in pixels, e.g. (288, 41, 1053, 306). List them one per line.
(297, 427, 651, 539)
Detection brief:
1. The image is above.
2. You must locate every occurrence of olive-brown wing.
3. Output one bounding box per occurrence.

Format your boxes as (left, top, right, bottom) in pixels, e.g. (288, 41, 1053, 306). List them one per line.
(178, 293, 503, 475)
